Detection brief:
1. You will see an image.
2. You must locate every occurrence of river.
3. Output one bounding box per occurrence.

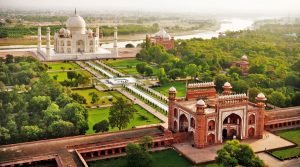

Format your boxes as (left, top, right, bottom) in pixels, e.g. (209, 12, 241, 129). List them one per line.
(100, 18, 254, 48)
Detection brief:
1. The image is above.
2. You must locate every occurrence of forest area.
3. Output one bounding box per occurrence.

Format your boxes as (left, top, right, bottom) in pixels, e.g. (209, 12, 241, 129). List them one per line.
(137, 23, 300, 107)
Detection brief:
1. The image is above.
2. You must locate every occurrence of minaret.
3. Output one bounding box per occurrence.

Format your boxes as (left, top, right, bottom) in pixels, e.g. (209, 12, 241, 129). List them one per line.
(96, 25, 99, 37)
(194, 99, 207, 148)
(255, 93, 267, 139)
(37, 24, 41, 52)
(113, 26, 118, 57)
(46, 27, 51, 58)
(168, 87, 176, 131)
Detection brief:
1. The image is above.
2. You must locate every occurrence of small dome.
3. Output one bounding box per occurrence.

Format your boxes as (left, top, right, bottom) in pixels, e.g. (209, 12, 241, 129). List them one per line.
(257, 93, 265, 98)
(59, 28, 65, 34)
(154, 28, 171, 39)
(87, 29, 93, 36)
(197, 99, 206, 106)
(169, 86, 176, 92)
(241, 55, 248, 61)
(64, 29, 71, 37)
(224, 82, 231, 87)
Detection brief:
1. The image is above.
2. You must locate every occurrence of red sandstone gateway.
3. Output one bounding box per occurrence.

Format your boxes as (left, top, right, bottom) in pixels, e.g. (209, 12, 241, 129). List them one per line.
(168, 81, 300, 148)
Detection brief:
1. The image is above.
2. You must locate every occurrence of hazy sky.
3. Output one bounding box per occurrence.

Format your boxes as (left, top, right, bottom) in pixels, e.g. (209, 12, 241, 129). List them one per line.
(0, 0, 299, 15)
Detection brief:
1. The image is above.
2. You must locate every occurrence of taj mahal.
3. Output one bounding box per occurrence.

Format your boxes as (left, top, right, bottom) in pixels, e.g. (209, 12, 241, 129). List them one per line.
(37, 10, 118, 60)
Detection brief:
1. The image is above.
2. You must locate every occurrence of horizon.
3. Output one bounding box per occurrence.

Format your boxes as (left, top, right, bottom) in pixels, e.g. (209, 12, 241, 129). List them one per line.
(0, 0, 299, 17)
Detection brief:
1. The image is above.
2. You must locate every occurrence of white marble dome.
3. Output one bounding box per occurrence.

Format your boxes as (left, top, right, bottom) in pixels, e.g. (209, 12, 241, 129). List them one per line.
(257, 93, 265, 99)
(169, 86, 176, 92)
(154, 28, 171, 39)
(59, 28, 65, 34)
(224, 82, 232, 87)
(66, 14, 86, 34)
(196, 99, 206, 106)
(64, 29, 71, 37)
(241, 55, 248, 61)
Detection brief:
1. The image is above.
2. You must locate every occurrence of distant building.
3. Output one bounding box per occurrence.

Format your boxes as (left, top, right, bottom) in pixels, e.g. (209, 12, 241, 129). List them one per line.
(231, 55, 249, 75)
(146, 28, 175, 50)
(37, 10, 118, 60)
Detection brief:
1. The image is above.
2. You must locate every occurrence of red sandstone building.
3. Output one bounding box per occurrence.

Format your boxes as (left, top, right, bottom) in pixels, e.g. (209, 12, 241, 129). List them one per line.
(146, 28, 175, 50)
(168, 81, 267, 148)
(231, 55, 249, 75)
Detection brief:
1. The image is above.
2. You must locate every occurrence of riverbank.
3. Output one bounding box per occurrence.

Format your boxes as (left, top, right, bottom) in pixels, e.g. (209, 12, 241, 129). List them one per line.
(0, 23, 220, 46)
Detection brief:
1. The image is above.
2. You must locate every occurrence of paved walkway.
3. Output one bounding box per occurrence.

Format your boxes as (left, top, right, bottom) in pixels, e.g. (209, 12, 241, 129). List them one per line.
(75, 61, 104, 79)
(116, 87, 168, 128)
(86, 61, 114, 78)
(257, 152, 300, 167)
(95, 60, 125, 77)
(173, 131, 295, 164)
(126, 85, 169, 112)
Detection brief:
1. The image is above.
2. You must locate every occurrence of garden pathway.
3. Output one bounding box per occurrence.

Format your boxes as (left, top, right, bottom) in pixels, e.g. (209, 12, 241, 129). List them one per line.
(257, 152, 300, 167)
(116, 87, 168, 128)
(75, 61, 104, 79)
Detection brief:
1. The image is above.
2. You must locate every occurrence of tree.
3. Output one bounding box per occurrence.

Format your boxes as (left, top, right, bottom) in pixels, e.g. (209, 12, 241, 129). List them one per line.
(62, 103, 88, 134)
(28, 96, 51, 114)
(93, 120, 109, 133)
(268, 91, 286, 107)
(20, 125, 43, 141)
(89, 92, 99, 104)
(67, 71, 77, 81)
(126, 143, 152, 167)
(0, 127, 11, 144)
(216, 140, 264, 167)
(156, 68, 168, 84)
(214, 74, 229, 92)
(184, 64, 198, 79)
(136, 63, 147, 74)
(71, 93, 87, 104)
(108, 98, 135, 130)
(168, 68, 182, 80)
(5, 54, 14, 64)
(144, 66, 153, 76)
(48, 120, 75, 137)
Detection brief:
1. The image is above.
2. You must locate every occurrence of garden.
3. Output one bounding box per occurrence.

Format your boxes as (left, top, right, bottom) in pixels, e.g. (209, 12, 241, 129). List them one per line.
(48, 70, 92, 82)
(86, 105, 161, 134)
(72, 88, 125, 106)
(152, 81, 186, 97)
(271, 128, 300, 159)
(44, 61, 81, 71)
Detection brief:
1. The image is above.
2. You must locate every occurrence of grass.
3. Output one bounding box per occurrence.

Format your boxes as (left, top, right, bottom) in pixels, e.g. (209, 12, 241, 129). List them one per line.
(48, 70, 92, 82)
(104, 59, 143, 68)
(86, 105, 161, 134)
(153, 81, 186, 97)
(44, 62, 81, 71)
(72, 89, 126, 106)
(271, 128, 300, 159)
(88, 149, 193, 167)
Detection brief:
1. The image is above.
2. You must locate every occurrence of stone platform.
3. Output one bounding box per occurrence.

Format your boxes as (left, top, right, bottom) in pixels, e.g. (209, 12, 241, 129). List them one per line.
(173, 131, 295, 164)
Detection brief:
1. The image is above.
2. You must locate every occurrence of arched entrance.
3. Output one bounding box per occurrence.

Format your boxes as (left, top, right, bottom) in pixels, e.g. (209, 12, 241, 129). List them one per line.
(77, 40, 84, 52)
(248, 127, 255, 137)
(223, 113, 242, 139)
(179, 114, 188, 132)
(207, 134, 215, 145)
(173, 121, 178, 131)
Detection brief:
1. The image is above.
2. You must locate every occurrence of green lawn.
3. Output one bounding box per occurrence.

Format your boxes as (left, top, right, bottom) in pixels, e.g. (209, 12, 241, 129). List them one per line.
(271, 128, 300, 159)
(86, 105, 161, 134)
(45, 62, 81, 71)
(153, 81, 186, 97)
(88, 149, 193, 167)
(104, 59, 143, 68)
(48, 70, 92, 82)
(72, 89, 126, 106)
(117, 68, 139, 75)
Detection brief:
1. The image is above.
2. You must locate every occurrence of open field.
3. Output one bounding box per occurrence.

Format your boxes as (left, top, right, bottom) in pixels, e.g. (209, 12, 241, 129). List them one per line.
(153, 81, 186, 97)
(72, 89, 126, 106)
(86, 105, 161, 134)
(271, 128, 300, 159)
(48, 70, 92, 82)
(44, 62, 81, 71)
